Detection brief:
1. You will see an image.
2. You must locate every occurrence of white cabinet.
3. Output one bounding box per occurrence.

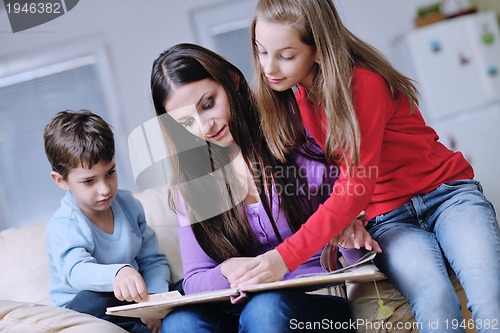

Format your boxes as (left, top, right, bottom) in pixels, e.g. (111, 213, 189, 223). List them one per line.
(432, 105, 500, 213)
(394, 11, 500, 120)
(393, 12, 500, 215)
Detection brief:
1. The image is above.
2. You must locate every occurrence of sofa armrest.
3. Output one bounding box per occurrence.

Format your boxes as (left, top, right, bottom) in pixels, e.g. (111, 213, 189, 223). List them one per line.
(0, 301, 127, 333)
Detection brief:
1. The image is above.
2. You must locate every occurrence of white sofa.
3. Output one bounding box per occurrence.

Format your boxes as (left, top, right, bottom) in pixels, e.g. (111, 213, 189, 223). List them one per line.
(0, 185, 475, 332)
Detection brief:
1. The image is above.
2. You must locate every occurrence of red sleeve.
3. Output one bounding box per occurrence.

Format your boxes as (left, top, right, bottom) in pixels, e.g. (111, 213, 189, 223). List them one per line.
(276, 71, 393, 271)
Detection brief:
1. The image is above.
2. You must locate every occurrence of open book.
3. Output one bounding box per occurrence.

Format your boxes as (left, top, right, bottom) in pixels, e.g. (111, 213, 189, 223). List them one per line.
(106, 251, 385, 319)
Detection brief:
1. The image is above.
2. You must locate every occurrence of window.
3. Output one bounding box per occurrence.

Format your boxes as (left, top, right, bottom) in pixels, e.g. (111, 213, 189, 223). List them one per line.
(191, 0, 257, 82)
(0, 39, 130, 230)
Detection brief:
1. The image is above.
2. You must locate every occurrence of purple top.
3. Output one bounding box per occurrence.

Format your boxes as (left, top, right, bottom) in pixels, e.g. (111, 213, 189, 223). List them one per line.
(176, 139, 365, 294)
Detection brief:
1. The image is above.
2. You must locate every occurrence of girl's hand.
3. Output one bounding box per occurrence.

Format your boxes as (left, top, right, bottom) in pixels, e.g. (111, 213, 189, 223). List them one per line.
(113, 266, 149, 302)
(141, 317, 160, 333)
(227, 250, 288, 287)
(336, 212, 382, 253)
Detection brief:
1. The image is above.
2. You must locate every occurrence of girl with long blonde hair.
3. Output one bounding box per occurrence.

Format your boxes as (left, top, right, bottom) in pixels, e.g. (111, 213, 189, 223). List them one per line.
(228, 0, 500, 331)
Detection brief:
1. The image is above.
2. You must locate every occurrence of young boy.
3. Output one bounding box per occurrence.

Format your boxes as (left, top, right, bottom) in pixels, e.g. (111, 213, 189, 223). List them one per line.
(44, 110, 170, 333)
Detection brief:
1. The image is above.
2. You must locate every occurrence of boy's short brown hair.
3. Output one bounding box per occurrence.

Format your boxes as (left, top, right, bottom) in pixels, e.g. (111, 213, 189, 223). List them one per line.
(43, 110, 115, 180)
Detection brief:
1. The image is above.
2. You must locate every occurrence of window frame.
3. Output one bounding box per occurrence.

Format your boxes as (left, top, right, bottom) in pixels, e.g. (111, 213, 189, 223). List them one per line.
(0, 37, 129, 230)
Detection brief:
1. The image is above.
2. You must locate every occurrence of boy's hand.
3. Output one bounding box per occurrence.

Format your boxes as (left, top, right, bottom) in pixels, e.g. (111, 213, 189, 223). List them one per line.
(141, 317, 160, 333)
(113, 266, 149, 302)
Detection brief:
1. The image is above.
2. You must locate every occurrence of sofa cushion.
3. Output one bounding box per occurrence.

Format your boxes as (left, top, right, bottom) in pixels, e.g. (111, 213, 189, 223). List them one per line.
(133, 186, 183, 284)
(0, 222, 51, 305)
(0, 301, 127, 332)
(347, 274, 476, 333)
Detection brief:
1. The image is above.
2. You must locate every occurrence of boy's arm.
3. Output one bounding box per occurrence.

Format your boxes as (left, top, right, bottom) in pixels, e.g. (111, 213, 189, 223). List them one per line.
(47, 217, 128, 291)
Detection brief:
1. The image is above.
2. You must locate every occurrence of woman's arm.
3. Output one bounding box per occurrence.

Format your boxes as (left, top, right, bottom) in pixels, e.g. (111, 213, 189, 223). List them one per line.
(177, 213, 233, 294)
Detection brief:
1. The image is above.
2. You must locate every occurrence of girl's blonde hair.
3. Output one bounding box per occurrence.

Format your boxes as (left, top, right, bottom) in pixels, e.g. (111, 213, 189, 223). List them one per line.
(251, 0, 418, 166)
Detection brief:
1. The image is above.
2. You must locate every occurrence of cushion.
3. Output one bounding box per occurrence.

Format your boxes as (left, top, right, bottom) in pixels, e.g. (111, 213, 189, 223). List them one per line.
(0, 222, 51, 305)
(0, 300, 127, 333)
(348, 279, 417, 333)
(133, 186, 183, 284)
(347, 274, 476, 333)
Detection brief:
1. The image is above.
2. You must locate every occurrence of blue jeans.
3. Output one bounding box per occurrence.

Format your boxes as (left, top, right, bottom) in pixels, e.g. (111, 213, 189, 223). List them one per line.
(366, 179, 500, 333)
(66, 291, 150, 333)
(161, 290, 355, 332)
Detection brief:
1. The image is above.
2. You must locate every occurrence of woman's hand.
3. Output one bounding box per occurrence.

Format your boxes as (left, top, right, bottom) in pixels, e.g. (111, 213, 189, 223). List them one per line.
(220, 257, 254, 278)
(227, 250, 288, 287)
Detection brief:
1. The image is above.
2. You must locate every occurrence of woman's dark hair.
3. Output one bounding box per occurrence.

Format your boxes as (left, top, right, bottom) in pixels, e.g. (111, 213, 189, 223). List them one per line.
(151, 43, 317, 263)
